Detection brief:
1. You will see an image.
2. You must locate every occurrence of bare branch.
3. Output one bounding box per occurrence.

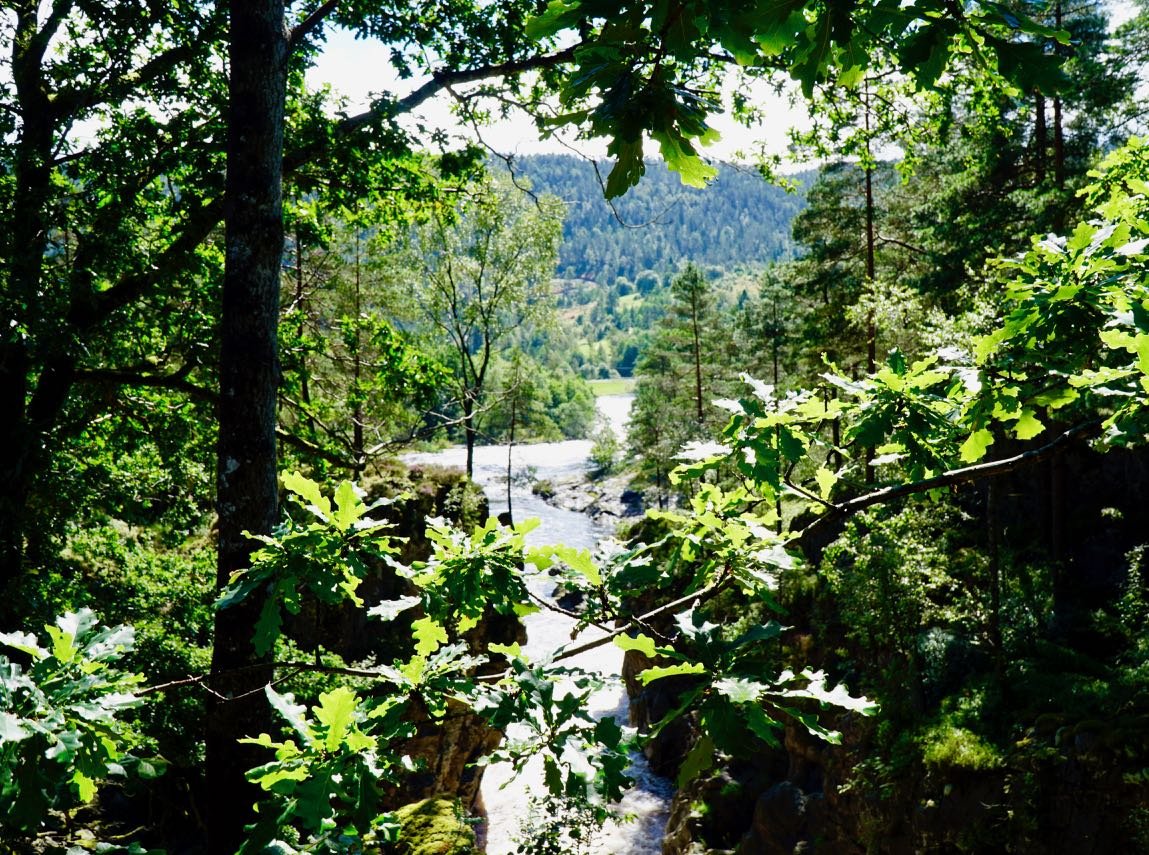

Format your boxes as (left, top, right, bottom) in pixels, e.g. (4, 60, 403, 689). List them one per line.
(288, 0, 340, 51)
(74, 366, 214, 402)
(283, 45, 579, 173)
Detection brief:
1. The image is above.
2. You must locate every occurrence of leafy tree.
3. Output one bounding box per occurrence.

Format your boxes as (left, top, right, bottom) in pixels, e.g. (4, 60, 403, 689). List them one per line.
(394, 175, 564, 476)
(279, 207, 447, 473)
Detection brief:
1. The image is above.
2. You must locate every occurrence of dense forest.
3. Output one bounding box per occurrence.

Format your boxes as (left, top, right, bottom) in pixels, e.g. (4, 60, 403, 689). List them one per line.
(506, 155, 808, 284)
(503, 156, 810, 381)
(2, 0, 1149, 854)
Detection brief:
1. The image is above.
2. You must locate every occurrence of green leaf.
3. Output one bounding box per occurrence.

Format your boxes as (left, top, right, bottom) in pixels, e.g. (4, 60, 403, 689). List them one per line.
(550, 545, 602, 586)
(266, 688, 314, 746)
(605, 138, 645, 198)
(772, 669, 878, 716)
(315, 687, 359, 753)
(1013, 409, 1044, 440)
(253, 598, 283, 657)
(714, 677, 763, 704)
(652, 130, 719, 189)
(45, 624, 78, 664)
(332, 480, 366, 530)
(1137, 334, 1149, 376)
(137, 758, 169, 780)
(367, 596, 421, 622)
(282, 471, 331, 520)
(73, 770, 97, 803)
(0, 631, 48, 660)
(0, 712, 30, 743)
(543, 755, 563, 794)
(411, 616, 448, 657)
(676, 734, 715, 787)
(613, 633, 659, 658)
(488, 642, 524, 661)
(814, 467, 838, 499)
(1032, 387, 1078, 410)
(959, 429, 994, 463)
(639, 662, 706, 685)
(743, 704, 783, 748)
(525, 0, 580, 40)
(249, 763, 309, 791)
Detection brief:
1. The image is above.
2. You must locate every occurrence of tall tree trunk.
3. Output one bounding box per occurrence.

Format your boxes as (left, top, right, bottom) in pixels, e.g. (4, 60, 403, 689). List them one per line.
(506, 386, 516, 525)
(1034, 90, 1048, 184)
(206, 1, 287, 849)
(352, 224, 365, 471)
(1052, 0, 1065, 189)
(0, 345, 31, 587)
(463, 392, 476, 478)
(771, 292, 780, 389)
(987, 479, 1003, 684)
(0, 5, 57, 587)
(1053, 95, 1065, 189)
(863, 82, 877, 485)
(294, 224, 317, 438)
(691, 295, 704, 424)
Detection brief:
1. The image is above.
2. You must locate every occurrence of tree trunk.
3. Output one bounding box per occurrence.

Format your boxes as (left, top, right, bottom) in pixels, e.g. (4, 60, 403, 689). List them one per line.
(0, 7, 57, 588)
(206, 1, 287, 849)
(463, 392, 476, 478)
(0, 344, 31, 587)
(295, 224, 317, 438)
(863, 88, 877, 484)
(691, 295, 704, 424)
(1053, 95, 1065, 189)
(987, 479, 1003, 684)
(352, 224, 365, 471)
(1052, 0, 1065, 189)
(1034, 90, 1048, 184)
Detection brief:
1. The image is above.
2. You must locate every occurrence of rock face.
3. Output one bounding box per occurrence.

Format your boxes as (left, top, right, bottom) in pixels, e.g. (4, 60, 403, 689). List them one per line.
(287, 460, 524, 812)
(655, 712, 1149, 855)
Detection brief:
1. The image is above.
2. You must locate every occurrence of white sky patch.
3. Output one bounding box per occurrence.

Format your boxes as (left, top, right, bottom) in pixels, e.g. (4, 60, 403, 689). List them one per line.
(305, 27, 812, 165)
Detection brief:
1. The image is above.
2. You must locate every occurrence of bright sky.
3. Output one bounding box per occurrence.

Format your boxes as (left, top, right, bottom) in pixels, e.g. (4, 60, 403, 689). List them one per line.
(305, 28, 808, 165)
(306, 1, 1139, 167)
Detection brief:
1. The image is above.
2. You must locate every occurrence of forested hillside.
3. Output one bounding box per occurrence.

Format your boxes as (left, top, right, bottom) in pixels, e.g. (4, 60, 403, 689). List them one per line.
(505, 155, 808, 285)
(505, 156, 809, 381)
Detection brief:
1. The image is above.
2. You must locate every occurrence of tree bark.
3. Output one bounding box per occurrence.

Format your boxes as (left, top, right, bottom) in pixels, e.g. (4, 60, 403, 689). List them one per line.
(463, 392, 477, 478)
(863, 85, 877, 485)
(1034, 90, 1048, 184)
(691, 292, 704, 424)
(1052, 0, 1065, 190)
(205, 1, 287, 848)
(0, 3, 57, 586)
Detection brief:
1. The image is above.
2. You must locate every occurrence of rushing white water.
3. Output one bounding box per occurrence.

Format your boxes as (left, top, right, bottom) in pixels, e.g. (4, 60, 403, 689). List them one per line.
(404, 395, 673, 854)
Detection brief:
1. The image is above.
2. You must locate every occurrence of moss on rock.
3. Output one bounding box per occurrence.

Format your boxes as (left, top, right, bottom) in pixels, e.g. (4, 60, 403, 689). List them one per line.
(391, 797, 477, 855)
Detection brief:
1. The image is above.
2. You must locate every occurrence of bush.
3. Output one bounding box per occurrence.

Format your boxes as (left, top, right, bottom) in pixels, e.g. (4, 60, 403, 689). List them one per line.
(587, 418, 620, 478)
(920, 724, 1002, 771)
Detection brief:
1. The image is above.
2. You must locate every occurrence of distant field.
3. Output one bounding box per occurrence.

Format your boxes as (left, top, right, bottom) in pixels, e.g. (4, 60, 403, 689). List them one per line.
(589, 378, 636, 396)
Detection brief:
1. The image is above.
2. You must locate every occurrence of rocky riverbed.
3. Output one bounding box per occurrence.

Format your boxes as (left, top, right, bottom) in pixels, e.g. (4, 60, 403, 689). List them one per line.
(528, 470, 646, 522)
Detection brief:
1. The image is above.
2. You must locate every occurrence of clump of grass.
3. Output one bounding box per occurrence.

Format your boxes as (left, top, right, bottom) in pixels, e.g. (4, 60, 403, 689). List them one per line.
(920, 724, 1003, 771)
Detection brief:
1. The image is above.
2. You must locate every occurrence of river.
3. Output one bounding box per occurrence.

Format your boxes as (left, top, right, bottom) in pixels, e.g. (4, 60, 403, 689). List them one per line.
(404, 395, 673, 854)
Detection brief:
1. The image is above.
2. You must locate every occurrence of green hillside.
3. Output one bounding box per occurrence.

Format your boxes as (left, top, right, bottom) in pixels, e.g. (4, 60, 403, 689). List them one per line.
(505, 155, 808, 285)
(503, 156, 810, 379)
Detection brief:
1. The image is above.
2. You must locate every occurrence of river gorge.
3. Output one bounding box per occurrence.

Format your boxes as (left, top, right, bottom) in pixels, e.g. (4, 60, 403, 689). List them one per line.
(405, 395, 672, 854)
